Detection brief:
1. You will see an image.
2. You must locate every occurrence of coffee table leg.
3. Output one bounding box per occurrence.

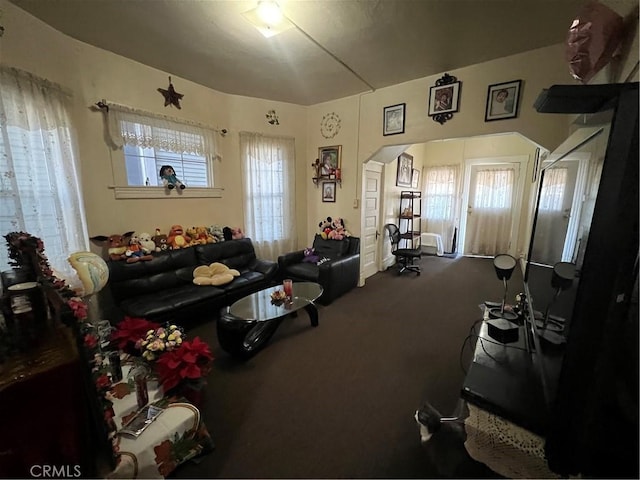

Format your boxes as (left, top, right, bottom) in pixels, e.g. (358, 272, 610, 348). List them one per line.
(303, 302, 319, 327)
(217, 313, 282, 359)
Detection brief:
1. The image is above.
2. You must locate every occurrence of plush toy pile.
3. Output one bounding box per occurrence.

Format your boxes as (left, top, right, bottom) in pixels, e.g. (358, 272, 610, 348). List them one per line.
(318, 216, 351, 240)
(91, 224, 246, 261)
(193, 262, 240, 286)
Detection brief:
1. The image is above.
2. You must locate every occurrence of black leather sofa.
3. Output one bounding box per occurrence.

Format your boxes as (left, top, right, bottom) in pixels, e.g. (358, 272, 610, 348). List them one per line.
(106, 238, 278, 323)
(277, 234, 360, 305)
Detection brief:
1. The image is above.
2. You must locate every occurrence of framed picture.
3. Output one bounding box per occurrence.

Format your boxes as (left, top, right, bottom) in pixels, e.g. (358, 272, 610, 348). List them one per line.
(322, 181, 336, 202)
(383, 103, 406, 136)
(396, 153, 413, 188)
(318, 145, 342, 178)
(411, 168, 420, 189)
(485, 80, 522, 122)
(428, 81, 461, 116)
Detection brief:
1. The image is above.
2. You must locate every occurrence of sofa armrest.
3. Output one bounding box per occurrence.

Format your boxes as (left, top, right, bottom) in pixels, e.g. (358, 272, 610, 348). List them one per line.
(252, 258, 279, 278)
(317, 253, 360, 304)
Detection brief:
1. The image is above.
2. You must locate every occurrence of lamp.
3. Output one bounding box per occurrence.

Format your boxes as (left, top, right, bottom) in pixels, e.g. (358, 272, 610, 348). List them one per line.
(488, 254, 519, 322)
(535, 261, 576, 344)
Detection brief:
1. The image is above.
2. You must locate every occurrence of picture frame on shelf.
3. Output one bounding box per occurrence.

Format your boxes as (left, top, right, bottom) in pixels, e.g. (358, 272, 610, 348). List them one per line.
(396, 153, 413, 188)
(485, 80, 522, 122)
(428, 81, 461, 116)
(318, 145, 342, 178)
(411, 168, 420, 189)
(322, 181, 336, 202)
(383, 103, 406, 136)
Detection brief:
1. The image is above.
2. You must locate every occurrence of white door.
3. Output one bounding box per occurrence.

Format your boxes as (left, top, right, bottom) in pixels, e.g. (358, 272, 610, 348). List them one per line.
(362, 163, 383, 280)
(463, 163, 520, 256)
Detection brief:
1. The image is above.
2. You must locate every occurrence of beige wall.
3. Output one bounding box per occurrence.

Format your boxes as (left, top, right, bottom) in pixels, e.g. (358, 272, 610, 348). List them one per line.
(2, 0, 638, 259)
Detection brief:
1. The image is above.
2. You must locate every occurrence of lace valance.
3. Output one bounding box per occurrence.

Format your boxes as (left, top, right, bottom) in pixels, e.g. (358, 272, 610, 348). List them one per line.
(105, 103, 220, 157)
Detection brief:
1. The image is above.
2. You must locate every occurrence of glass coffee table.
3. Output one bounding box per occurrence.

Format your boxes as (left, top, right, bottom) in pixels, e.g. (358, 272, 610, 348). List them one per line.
(217, 282, 323, 358)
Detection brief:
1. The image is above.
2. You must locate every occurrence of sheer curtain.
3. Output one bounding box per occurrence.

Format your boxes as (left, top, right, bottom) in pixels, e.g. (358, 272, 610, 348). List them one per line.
(0, 66, 88, 279)
(239, 132, 296, 261)
(531, 167, 568, 263)
(422, 164, 460, 252)
(466, 167, 515, 255)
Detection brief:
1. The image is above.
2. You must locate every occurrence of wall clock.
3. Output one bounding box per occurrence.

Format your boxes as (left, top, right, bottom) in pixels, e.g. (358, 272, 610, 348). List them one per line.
(320, 112, 341, 139)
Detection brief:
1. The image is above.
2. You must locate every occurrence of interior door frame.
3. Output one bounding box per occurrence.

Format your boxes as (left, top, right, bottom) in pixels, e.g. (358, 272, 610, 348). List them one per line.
(359, 160, 385, 286)
(458, 155, 528, 257)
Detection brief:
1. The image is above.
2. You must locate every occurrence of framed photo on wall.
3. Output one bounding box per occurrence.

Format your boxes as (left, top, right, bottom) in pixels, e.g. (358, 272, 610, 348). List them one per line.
(396, 153, 413, 188)
(411, 168, 420, 189)
(428, 81, 461, 116)
(383, 103, 406, 136)
(318, 145, 342, 178)
(485, 80, 522, 121)
(322, 181, 336, 202)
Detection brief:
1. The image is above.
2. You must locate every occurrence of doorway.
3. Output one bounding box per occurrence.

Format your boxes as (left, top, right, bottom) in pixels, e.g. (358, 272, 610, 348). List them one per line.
(361, 162, 383, 282)
(459, 156, 527, 257)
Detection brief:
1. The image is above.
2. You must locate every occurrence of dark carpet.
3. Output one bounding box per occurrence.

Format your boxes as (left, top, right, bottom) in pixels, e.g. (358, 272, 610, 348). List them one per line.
(173, 255, 516, 479)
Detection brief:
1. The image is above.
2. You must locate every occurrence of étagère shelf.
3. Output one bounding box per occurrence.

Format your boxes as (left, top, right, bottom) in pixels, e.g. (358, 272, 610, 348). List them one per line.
(399, 191, 421, 249)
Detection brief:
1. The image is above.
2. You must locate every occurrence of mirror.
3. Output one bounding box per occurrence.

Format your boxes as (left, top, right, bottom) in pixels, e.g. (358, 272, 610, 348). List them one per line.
(525, 109, 613, 333)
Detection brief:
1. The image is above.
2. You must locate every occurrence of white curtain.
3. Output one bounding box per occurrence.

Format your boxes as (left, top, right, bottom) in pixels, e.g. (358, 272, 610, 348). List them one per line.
(0, 66, 88, 279)
(466, 168, 515, 255)
(105, 103, 219, 156)
(239, 132, 296, 261)
(531, 167, 568, 264)
(422, 164, 460, 252)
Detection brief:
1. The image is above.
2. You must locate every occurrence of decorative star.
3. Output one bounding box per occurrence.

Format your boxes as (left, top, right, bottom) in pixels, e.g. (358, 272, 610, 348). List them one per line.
(157, 76, 184, 109)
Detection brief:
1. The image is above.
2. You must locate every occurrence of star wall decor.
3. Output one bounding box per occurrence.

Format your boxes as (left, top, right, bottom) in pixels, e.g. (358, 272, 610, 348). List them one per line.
(157, 76, 184, 109)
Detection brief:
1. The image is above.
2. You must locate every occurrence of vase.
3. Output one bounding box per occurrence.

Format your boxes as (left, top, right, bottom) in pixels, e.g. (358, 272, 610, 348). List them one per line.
(135, 375, 149, 409)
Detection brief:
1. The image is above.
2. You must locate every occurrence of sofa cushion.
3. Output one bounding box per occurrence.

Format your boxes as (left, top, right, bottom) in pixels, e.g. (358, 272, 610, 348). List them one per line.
(281, 262, 320, 282)
(118, 283, 226, 319)
(312, 235, 350, 259)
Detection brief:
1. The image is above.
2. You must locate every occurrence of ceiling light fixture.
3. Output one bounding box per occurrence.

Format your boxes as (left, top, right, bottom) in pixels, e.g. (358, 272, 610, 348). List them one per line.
(242, 1, 293, 38)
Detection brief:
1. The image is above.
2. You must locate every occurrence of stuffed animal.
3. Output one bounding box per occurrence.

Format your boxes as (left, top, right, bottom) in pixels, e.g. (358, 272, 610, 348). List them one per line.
(195, 226, 215, 244)
(152, 228, 169, 252)
(208, 224, 225, 243)
(125, 233, 154, 263)
(186, 226, 202, 245)
(223, 226, 245, 241)
(193, 262, 240, 286)
(90, 232, 134, 261)
(159, 165, 186, 190)
(330, 217, 349, 240)
(167, 224, 191, 249)
(318, 217, 333, 240)
(302, 247, 320, 264)
(138, 232, 156, 254)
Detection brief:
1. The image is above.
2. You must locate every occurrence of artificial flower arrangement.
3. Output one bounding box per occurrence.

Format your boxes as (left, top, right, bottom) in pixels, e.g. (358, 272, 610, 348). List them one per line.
(111, 316, 214, 397)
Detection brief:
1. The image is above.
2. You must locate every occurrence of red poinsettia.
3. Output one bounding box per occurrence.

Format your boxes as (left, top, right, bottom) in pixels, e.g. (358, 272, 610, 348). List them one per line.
(155, 337, 214, 392)
(68, 297, 88, 321)
(110, 316, 160, 351)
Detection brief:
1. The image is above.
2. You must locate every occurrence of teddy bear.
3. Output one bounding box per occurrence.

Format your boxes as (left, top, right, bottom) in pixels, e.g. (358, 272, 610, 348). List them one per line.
(193, 262, 240, 286)
(223, 226, 245, 241)
(186, 226, 203, 245)
(152, 228, 169, 252)
(138, 232, 156, 254)
(167, 224, 191, 249)
(125, 232, 154, 263)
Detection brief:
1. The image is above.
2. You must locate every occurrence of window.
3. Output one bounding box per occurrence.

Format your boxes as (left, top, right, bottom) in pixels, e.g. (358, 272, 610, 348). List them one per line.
(240, 132, 296, 261)
(539, 167, 567, 211)
(422, 164, 460, 254)
(0, 66, 88, 278)
(125, 145, 209, 187)
(105, 104, 220, 198)
(474, 169, 514, 209)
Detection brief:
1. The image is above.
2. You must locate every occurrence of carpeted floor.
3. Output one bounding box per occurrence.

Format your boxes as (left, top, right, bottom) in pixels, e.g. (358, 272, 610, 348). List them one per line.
(172, 255, 516, 478)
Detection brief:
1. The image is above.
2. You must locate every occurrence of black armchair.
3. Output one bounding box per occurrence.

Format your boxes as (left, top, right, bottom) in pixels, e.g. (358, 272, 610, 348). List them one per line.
(385, 223, 421, 275)
(277, 234, 360, 305)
